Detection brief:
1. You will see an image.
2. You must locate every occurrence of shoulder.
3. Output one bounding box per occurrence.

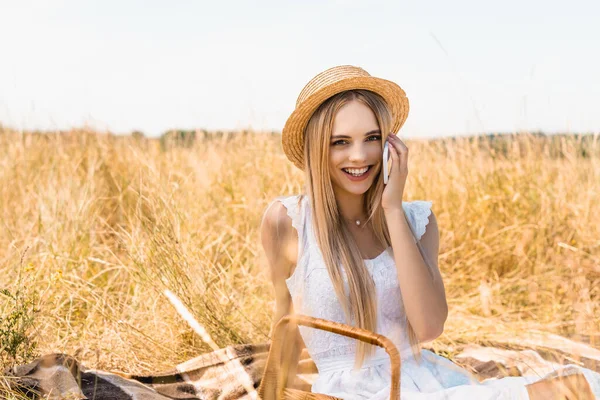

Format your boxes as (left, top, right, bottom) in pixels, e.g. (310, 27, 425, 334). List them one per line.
(260, 196, 299, 275)
(404, 201, 440, 273)
(419, 208, 438, 243)
(403, 200, 434, 241)
(261, 194, 305, 234)
(261, 197, 293, 237)
(403, 199, 433, 215)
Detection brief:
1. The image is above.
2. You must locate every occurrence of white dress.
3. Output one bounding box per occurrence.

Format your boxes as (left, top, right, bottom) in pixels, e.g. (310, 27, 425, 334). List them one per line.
(269, 194, 600, 399)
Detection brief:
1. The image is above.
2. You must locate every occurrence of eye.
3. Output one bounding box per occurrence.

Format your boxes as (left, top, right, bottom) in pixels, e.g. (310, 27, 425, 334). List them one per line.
(332, 135, 381, 146)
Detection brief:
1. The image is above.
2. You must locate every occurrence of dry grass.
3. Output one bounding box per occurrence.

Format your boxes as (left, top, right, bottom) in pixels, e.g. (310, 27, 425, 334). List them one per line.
(0, 127, 598, 376)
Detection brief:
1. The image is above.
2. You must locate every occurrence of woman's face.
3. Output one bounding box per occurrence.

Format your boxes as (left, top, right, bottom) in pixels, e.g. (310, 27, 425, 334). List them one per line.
(328, 99, 383, 196)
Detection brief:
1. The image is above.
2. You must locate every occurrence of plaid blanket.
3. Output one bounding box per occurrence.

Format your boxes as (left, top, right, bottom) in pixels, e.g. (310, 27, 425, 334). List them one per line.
(3, 341, 599, 399)
(4, 343, 269, 400)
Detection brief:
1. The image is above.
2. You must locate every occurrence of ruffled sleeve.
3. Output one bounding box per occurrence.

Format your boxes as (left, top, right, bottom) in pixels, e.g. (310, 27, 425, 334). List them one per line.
(276, 195, 305, 241)
(402, 200, 433, 242)
(266, 194, 307, 297)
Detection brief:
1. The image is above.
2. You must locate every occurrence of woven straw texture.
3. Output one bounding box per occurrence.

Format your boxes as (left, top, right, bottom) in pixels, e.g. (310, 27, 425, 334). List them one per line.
(282, 65, 409, 170)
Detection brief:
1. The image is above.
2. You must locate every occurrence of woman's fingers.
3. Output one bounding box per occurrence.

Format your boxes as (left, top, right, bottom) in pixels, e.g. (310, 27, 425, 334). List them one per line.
(388, 135, 399, 171)
(388, 133, 408, 171)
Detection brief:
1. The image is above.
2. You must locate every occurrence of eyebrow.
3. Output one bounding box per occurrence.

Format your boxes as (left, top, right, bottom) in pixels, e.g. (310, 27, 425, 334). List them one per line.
(331, 129, 381, 140)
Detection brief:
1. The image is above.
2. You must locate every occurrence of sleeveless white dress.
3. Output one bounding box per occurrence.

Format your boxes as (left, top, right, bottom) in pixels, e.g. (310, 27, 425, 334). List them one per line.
(269, 194, 600, 399)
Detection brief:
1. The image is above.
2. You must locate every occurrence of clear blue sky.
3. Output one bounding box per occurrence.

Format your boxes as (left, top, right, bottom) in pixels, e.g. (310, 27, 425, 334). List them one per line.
(1, 0, 598, 138)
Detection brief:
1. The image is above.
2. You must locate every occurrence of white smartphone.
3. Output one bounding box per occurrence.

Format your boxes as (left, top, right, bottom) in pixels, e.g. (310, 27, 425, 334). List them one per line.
(383, 141, 390, 184)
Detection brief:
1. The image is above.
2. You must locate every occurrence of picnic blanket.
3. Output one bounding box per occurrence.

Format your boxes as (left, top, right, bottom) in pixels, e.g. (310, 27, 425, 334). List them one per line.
(3, 341, 599, 399)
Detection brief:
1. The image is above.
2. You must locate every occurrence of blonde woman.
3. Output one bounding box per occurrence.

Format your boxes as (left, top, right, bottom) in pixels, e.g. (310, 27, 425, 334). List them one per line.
(260, 65, 599, 399)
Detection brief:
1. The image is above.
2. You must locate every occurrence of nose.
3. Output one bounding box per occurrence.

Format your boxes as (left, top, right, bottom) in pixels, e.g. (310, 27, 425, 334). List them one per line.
(348, 142, 369, 163)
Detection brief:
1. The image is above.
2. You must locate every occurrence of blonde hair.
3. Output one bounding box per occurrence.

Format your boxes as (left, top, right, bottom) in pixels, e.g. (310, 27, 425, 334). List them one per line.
(301, 89, 422, 368)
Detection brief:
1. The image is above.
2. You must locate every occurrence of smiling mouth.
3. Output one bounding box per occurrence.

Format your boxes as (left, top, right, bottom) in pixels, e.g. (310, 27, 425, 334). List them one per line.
(341, 165, 373, 177)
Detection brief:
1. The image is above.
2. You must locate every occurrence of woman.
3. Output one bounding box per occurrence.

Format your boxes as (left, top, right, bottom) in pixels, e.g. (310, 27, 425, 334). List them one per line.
(260, 65, 599, 399)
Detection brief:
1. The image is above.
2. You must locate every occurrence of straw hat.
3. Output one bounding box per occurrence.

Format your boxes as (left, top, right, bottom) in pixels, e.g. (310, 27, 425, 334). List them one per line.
(282, 65, 410, 170)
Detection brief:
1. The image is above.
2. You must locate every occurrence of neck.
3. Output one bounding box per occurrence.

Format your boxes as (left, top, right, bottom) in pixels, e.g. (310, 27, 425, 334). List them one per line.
(335, 189, 366, 222)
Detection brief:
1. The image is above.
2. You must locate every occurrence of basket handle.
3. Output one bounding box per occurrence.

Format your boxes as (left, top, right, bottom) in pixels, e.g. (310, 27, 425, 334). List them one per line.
(258, 314, 401, 400)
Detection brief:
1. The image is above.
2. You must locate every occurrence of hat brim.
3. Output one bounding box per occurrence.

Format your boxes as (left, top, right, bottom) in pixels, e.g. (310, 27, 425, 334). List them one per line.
(282, 76, 410, 170)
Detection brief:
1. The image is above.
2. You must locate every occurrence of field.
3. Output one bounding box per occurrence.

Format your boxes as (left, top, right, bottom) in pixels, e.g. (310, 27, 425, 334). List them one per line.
(0, 127, 598, 381)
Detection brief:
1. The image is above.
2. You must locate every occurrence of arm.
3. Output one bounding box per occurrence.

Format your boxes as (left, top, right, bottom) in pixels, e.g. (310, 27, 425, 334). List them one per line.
(260, 201, 306, 387)
(385, 208, 448, 342)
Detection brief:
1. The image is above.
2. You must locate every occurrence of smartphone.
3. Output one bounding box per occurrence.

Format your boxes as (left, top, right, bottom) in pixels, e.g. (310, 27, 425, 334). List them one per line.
(383, 141, 390, 184)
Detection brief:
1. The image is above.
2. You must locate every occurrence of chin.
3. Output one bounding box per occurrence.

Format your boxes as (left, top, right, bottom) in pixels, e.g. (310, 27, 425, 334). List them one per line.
(342, 186, 370, 196)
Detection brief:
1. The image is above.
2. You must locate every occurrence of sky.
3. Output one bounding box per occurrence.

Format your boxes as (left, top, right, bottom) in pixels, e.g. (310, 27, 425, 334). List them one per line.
(1, 0, 599, 138)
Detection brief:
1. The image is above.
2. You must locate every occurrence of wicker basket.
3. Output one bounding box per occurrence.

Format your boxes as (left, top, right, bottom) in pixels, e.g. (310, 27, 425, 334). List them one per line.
(258, 314, 401, 400)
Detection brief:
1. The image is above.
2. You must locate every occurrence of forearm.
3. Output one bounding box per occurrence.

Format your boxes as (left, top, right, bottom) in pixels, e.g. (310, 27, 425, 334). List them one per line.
(284, 328, 304, 387)
(270, 311, 303, 388)
(385, 208, 447, 339)
(271, 321, 303, 388)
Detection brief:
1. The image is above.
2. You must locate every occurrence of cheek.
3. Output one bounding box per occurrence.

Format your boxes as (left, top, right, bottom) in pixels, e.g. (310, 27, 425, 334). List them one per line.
(328, 151, 344, 181)
(328, 149, 342, 168)
(370, 145, 383, 159)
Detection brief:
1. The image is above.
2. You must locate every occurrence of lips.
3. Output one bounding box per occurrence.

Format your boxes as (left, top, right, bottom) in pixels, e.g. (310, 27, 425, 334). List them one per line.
(341, 165, 373, 181)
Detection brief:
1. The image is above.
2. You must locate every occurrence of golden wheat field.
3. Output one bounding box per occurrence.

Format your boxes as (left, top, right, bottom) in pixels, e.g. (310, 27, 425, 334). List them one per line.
(0, 126, 598, 381)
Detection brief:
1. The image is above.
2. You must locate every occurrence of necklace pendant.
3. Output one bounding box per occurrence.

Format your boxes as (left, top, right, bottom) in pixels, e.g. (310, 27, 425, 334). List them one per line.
(356, 220, 361, 226)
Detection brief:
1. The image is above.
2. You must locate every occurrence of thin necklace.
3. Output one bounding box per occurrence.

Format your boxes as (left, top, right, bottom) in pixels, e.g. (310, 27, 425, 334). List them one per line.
(343, 216, 366, 226)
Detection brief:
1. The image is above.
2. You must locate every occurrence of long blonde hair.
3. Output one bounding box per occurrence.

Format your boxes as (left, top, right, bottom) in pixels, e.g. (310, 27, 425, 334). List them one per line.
(301, 89, 422, 368)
